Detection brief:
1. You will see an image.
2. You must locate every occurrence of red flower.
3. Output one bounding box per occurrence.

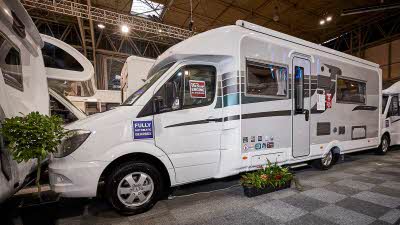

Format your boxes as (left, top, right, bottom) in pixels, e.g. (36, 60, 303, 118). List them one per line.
(275, 174, 282, 180)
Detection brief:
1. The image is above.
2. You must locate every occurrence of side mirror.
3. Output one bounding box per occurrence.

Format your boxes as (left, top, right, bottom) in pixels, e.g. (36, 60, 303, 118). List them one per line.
(172, 98, 180, 110)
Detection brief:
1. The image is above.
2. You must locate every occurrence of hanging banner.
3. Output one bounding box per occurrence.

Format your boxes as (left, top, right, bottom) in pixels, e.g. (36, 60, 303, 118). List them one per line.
(189, 80, 206, 98)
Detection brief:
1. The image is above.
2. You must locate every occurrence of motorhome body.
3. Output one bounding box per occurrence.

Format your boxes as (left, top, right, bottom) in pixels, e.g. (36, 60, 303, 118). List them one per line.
(381, 81, 400, 152)
(0, 0, 92, 203)
(49, 20, 382, 214)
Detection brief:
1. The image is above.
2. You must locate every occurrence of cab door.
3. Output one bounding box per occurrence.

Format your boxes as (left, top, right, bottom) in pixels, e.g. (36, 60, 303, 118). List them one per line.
(387, 95, 400, 145)
(152, 62, 222, 184)
(292, 56, 311, 158)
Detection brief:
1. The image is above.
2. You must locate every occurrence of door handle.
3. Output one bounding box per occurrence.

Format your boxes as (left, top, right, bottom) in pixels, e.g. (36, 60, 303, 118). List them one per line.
(304, 109, 309, 121)
(206, 117, 221, 122)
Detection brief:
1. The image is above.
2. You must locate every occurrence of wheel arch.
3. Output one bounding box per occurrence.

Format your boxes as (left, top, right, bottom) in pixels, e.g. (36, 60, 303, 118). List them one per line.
(99, 152, 172, 195)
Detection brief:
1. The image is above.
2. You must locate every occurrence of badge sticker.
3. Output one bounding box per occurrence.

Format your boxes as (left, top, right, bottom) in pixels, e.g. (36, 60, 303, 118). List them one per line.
(262, 143, 267, 149)
(255, 143, 261, 150)
(251, 136, 255, 142)
(267, 142, 274, 148)
(243, 137, 248, 143)
(258, 136, 262, 141)
(243, 144, 249, 151)
(386, 120, 390, 128)
(189, 80, 206, 98)
(133, 121, 153, 139)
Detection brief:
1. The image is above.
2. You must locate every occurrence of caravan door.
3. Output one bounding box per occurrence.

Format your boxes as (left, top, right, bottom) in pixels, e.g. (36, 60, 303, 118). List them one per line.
(292, 57, 311, 157)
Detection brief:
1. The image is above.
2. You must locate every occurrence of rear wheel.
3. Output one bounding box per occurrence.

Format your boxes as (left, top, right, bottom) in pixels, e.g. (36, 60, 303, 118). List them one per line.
(376, 135, 390, 155)
(105, 161, 164, 215)
(311, 149, 338, 170)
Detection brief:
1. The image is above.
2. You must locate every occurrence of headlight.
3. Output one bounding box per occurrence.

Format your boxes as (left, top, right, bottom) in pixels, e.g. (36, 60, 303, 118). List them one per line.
(54, 130, 91, 158)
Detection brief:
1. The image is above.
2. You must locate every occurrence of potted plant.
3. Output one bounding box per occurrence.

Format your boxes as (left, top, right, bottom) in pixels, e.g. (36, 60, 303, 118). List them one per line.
(241, 161, 294, 197)
(0, 112, 67, 199)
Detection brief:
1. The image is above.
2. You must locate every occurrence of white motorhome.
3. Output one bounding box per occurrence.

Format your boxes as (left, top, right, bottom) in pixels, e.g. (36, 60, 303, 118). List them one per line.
(121, 56, 155, 102)
(380, 81, 400, 153)
(49, 21, 382, 214)
(0, 0, 92, 203)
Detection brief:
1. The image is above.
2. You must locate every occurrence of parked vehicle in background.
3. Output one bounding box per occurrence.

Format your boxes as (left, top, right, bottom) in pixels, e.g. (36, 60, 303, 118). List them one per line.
(121, 56, 155, 102)
(380, 81, 400, 154)
(0, 0, 92, 203)
(49, 20, 382, 215)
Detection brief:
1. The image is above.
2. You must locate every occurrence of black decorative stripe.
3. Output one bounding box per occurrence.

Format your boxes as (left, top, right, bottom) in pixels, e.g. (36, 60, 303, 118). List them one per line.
(164, 110, 291, 128)
(391, 118, 400, 124)
(352, 105, 378, 111)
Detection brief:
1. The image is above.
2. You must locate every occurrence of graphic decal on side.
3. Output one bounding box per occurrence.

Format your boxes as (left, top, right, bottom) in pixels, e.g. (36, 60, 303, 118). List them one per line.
(133, 121, 153, 139)
(189, 80, 206, 98)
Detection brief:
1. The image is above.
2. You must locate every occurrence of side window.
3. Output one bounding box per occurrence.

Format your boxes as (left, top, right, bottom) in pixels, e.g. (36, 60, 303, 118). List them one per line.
(390, 96, 399, 117)
(49, 95, 79, 124)
(0, 33, 23, 91)
(42, 42, 84, 72)
(294, 66, 304, 113)
(153, 65, 216, 114)
(246, 60, 288, 98)
(336, 77, 366, 104)
(382, 95, 389, 114)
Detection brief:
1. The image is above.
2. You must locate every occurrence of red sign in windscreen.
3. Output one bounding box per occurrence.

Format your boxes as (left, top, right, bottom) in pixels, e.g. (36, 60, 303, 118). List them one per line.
(189, 80, 206, 98)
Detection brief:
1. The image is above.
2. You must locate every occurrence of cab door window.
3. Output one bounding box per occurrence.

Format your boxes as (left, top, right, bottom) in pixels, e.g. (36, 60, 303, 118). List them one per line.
(153, 65, 216, 114)
(389, 96, 399, 117)
(0, 32, 23, 91)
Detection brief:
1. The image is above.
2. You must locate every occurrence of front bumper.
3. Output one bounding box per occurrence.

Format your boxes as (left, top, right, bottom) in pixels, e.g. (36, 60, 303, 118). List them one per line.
(49, 156, 108, 198)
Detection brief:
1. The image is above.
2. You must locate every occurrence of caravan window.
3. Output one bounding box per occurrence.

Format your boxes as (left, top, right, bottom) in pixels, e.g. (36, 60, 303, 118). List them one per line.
(246, 61, 288, 98)
(42, 42, 84, 72)
(336, 77, 366, 104)
(0, 33, 23, 91)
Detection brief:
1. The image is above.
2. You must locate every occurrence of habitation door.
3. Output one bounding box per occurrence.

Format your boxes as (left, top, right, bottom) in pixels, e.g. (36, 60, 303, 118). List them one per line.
(292, 57, 311, 157)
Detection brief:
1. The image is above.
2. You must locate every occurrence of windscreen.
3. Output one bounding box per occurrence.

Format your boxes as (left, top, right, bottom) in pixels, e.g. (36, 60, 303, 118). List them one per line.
(122, 62, 175, 106)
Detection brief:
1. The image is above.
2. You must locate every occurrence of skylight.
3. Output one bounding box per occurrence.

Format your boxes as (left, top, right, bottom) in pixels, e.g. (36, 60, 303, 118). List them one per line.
(131, 0, 164, 18)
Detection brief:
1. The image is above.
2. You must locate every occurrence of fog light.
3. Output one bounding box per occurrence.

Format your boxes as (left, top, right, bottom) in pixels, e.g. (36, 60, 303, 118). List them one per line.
(50, 173, 72, 184)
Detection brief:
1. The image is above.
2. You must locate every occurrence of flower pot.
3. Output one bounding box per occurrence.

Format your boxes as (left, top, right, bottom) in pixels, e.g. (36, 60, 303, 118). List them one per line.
(243, 180, 291, 197)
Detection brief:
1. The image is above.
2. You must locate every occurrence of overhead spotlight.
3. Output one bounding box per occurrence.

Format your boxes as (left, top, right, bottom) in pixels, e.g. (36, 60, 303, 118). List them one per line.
(319, 19, 326, 25)
(158, 29, 162, 33)
(326, 16, 332, 22)
(121, 25, 129, 33)
(97, 24, 105, 29)
(273, 6, 280, 22)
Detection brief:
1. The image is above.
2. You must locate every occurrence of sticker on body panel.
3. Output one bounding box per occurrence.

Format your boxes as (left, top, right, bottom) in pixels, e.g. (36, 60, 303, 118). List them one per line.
(133, 121, 153, 139)
(189, 80, 206, 98)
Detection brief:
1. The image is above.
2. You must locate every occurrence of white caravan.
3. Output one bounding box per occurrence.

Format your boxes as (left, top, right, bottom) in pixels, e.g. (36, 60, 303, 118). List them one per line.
(121, 56, 155, 102)
(0, 0, 92, 203)
(49, 21, 382, 214)
(381, 81, 400, 152)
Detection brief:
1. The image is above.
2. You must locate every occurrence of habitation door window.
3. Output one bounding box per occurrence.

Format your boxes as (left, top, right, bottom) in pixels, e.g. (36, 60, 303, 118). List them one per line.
(294, 66, 304, 113)
(246, 61, 288, 98)
(336, 78, 366, 104)
(0, 32, 23, 91)
(42, 42, 84, 72)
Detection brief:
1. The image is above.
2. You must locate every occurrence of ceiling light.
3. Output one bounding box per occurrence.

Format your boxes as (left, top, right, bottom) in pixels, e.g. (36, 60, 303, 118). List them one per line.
(97, 24, 105, 29)
(326, 16, 332, 22)
(319, 19, 326, 25)
(121, 25, 129, 33)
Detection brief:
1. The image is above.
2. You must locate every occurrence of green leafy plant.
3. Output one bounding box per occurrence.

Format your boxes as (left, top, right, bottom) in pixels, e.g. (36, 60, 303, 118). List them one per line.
(241, 161, 293, 189)
(0, 112, 67, 197)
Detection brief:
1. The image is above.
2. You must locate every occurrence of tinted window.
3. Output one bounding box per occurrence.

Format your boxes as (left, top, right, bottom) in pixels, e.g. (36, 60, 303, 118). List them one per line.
(294, 66, 304, 113)
(246, 61, 288, 98)
(49, 95, 79, 124)
(336, 78, 366, 104)
(42, 42, 84, 71)
(390, 96, 399, 117)
(0, 33, 23, 91)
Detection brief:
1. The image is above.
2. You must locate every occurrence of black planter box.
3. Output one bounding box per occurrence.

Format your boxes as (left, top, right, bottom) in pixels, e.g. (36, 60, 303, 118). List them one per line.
(243, 180, 292, 197)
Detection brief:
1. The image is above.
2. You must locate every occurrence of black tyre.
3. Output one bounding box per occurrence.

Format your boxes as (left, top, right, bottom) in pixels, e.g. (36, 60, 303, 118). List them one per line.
(311, 149, 339, 170)
(105, 161, 164, 215)
(376, 135, 390, 155)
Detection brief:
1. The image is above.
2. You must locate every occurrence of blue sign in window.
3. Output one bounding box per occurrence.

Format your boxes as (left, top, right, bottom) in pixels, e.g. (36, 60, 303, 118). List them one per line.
(133, 121, 153, 139)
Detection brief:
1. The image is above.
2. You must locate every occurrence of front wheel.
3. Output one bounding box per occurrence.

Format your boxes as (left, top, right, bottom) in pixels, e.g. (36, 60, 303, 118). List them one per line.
(376, 135, 390, 155)
(311, 150, 338, 170)
(105, 161, 164, 215)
